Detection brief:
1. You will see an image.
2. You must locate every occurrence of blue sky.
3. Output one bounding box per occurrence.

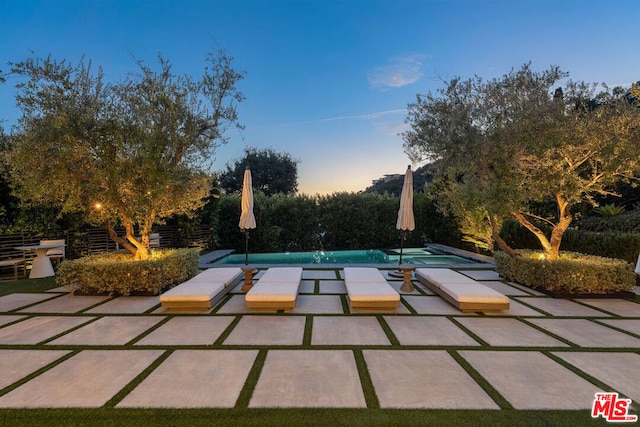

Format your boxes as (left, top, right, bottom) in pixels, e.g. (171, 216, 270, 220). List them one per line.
(1, 0, 638, 194)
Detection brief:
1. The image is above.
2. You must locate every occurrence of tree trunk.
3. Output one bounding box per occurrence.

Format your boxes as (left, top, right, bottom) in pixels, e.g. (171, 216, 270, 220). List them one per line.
(547, 194, 573, 261)
(510, 210, 553, 254)
(489, 213, 517, 257)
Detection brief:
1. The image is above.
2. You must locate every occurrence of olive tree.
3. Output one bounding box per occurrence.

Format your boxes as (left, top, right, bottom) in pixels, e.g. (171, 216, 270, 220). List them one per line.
(5, 49, 244, 259)
(404, 64, 640, 260)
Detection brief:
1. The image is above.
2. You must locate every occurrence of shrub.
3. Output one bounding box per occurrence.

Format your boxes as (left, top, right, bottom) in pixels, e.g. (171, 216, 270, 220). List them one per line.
(56, 248, 199, 295)
(495, 250, 636, 295)
(560, 230, 640, 264)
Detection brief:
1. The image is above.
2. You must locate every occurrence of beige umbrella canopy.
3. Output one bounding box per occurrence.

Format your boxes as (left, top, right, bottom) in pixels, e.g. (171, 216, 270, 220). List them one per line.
(396, 165, 415, 265)
(239, 167, 256, 265)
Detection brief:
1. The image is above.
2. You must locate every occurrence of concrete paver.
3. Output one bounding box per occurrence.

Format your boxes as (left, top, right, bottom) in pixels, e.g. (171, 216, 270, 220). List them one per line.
(576, 299, 640, 317)
(293, 295, 344, 314)
(0, 350, 163, 407)
(311, 316, 390, 345)
(477, 281, 534, 296)
(403, 296, 477, 315)
(0, 293, 59, 312)
(0, 316, 94, 345)
(0, 315, 26, 327)
(135, 316, 235, 346)
(302, 270, 338, 280)
(553, 352, 640, 402)
(19, 294, 111, 313)
(250, 350, 366, 407)
(214, 295, 252, 314)
(364, 350, 499, 409)
(384, 316, 479, 346)
(85, 297, 160, 314)
(516, 298, 612, 317)
(459, 270, 501, 281)
(484, 299, 546, 317)
(117, 350, 258, 408)
(318, 280, 346, 294)
(527, 319, 640, 348)
(0, 349, 70, 390)
(455, 318, 569, 347)
(598, 319, 640, 336)
(299, 280, 315, 293)
(223, 315, 305, 346)
(47, 316, 164, 346)
(459, 351, 601, 409)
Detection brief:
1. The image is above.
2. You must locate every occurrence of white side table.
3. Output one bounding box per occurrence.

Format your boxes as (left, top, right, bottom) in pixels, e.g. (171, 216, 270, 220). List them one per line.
(15, 243, 66, 279)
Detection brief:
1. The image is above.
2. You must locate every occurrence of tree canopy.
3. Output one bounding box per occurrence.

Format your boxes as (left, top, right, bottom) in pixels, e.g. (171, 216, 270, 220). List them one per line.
(4, 49, 244, 259)
(403, 64, 640, 260)
(218, 147, 299, 196)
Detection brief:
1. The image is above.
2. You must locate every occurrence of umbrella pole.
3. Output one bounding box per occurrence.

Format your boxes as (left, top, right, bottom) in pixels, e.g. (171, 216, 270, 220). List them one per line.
(398, 230, 405, 266)
(244, 230, 249, 265)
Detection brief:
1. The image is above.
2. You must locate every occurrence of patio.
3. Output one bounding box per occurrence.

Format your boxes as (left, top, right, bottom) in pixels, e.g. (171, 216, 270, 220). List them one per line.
(0, 266, 639, 422)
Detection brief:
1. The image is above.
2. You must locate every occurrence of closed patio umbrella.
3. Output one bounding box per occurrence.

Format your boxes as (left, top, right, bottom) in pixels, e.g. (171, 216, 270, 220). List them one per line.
(239, 166, 256, 265)
(396, 165, 415, 265)
(391, 165, 416, 291)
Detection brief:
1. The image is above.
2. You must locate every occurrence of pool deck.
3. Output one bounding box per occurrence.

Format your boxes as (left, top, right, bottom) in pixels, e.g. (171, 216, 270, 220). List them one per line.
(0, 261, 639, 419)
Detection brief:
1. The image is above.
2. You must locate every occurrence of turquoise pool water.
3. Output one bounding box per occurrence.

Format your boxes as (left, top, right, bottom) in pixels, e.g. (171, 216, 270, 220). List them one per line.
(212, 248, 475, 265)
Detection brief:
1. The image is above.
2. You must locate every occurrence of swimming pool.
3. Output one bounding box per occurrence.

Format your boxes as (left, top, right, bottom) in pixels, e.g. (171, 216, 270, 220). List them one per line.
(212, 247, 476, 265)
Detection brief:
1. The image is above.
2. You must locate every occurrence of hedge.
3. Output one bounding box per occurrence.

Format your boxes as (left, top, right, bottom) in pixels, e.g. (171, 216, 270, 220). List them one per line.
(56, 248, 199, 295)
(495, 250, 636, 295)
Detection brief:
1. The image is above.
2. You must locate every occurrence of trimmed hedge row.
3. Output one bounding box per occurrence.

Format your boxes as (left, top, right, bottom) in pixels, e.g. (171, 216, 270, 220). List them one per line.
(56, 248, 199, 295)
(499, 221, 640, 264)
(495, 250, 636, 295)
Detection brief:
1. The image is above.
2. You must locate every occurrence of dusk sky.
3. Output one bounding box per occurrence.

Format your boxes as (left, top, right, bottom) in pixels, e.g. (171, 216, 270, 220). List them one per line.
(1, 0, 638, 194)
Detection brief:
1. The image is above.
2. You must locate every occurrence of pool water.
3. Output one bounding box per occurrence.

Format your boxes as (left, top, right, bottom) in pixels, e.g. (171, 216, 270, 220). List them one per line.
(212, 247, 475, 265)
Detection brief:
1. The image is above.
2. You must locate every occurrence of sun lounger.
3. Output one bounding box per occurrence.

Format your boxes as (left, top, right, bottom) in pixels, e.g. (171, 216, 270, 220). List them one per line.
(245, 267, 303, 311)
(415, 268, 509, 313)
(343, 267, 400, 311)
(160, 267, 243, 312)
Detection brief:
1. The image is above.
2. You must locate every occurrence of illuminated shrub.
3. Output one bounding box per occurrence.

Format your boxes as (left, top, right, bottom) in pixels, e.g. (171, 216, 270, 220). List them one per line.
(495, 250, 635, 295)
(56, 248, 199, 295)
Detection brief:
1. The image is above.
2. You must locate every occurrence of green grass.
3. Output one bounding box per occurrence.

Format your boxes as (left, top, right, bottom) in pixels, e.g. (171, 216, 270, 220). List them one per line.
(0, 408, 612, 426)
(0, 276, 59, 296)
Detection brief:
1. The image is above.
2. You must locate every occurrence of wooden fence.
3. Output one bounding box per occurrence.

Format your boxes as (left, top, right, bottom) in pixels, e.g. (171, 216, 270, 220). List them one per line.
(0, 225, 214, 263)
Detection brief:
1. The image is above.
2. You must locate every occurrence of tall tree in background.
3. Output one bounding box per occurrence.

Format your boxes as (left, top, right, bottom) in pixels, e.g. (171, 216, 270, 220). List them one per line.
(5, 49, 244, 259)
(219, 147, 299, 196)
(404, 64, 640, 260)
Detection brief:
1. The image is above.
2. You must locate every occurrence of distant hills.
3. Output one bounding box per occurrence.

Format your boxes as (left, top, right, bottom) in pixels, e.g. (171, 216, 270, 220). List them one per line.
(364, 164, 434, 196)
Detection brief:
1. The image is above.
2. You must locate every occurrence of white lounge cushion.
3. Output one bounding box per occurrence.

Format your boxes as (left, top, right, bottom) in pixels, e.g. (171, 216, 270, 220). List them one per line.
(245, 282, 300, 303)
(194, 268, 243, 286)
(343, 267, 388, 284)
(415, 268, 476, 287)
(346, 282, 400, 302)
(440, 282, 510, 305)
(160, 282, 225, 302)
(259, 267, 303, 282)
